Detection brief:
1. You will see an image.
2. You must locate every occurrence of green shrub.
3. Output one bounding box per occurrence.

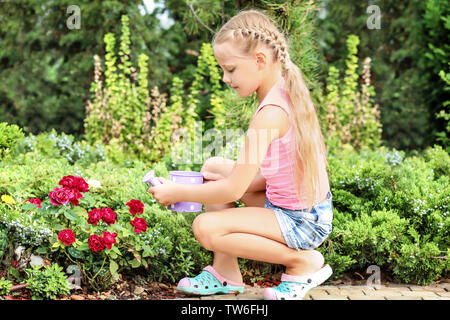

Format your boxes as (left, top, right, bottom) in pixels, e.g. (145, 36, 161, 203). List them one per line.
(323, 144, 449, 284)
(25, 263, 70, 300)
(0, 223, 7, 260)
(12, 130, 106, 168)
(0, 277, 13, 295)
(0, 122, 24, 159)
(2, 137, 449, 286)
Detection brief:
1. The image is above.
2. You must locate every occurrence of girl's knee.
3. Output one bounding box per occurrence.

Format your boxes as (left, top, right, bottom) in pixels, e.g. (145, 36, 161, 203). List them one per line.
(201, 156, 234, 174)
(192, 214, 215, 251)
(298, 249, 324, 269)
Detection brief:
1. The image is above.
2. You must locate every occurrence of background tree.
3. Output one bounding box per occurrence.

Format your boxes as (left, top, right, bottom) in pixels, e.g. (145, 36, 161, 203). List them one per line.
(0, 0, 175, 136)
(315, 0, 450, 152)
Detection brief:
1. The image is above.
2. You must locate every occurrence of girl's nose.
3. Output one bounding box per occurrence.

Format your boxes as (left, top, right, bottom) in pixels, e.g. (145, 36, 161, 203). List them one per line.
(222, 73, 231, 84)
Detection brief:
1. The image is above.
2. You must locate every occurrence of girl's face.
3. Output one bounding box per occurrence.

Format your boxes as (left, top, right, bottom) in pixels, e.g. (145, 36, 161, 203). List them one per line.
(213, 40, 264, 97)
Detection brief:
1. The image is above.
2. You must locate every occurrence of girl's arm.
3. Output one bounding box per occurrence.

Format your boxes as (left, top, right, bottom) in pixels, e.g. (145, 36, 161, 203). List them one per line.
(181, 105, 289, 204)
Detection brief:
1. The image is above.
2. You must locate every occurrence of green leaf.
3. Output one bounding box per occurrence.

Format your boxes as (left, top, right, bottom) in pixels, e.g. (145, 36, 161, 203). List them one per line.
(110, 260, 119, 277)
(68, 246, 84, 259)
(131, 258, 140, 268)
(77, 243, 89, 251)
(72, 206, 86, 215)
(34, 246, 47, 254)
(111, 245, 122, 256)
(52, 224, 66, 231)
(21, 203, 38, 211)
(8, 267, 21, 280)
(64, 209, 78, 221)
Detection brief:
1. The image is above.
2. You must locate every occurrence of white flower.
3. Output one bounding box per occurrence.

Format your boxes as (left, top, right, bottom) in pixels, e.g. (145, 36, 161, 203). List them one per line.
(87, 179, 102, 189)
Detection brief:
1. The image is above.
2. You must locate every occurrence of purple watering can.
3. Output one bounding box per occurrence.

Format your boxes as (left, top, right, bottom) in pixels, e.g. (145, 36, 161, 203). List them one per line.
(143, 170, 203, 212)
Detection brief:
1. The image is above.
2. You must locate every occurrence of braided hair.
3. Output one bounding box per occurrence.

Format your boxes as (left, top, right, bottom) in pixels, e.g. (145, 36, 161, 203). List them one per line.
(213, 9, 329, 211)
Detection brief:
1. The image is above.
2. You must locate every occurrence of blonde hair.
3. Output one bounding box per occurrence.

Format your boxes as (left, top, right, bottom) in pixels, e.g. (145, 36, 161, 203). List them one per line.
(213, 9, 329, 211)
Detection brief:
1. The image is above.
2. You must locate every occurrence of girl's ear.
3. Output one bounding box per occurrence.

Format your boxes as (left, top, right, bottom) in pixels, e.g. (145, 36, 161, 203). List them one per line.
(255, 51, 267, 70)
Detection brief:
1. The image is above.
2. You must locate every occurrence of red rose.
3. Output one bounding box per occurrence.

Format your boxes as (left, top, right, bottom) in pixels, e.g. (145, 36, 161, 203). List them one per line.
(49, 187, 73, 206)
(28, 198, 42, 208)
(101, 207, 116, 225)
(69, 189, 83, 206)
(75, 176, 89, 193)
(126, 199, 144, 215)
(130, 217, 147, 233)
(88, 234, 105, 252)
(59, 175, 77, 189)
(87, 208, 103, 226)
(59, 175, 89, 193)
(102, 231, 117, 249)
(58, 229, 76, 246)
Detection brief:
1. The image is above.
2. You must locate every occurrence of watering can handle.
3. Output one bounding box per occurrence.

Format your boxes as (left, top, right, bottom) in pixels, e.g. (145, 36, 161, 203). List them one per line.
(142, 170, 163, 186)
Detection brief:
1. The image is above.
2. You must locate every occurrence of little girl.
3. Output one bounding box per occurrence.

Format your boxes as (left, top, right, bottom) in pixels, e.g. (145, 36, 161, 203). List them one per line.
(149, 9, 333, 300)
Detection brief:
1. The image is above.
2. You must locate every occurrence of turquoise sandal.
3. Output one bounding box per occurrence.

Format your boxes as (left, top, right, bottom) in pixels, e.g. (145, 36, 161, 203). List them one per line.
(177, 265, 245, 295)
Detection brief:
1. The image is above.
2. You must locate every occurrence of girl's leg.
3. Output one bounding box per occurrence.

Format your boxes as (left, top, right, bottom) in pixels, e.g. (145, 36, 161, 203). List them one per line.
(204, 192, 267, 283)
(204, 202, 242, 284)
(193, 207, 325, 276)
(201, 157, 267, 284)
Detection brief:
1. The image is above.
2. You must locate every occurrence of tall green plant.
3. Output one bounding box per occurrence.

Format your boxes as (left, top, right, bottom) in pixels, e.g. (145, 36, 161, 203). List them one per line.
(323, 35, 382, 152)
(84, 15, 167, 161)
(435, 64, 450, 152)
(148, 76, 185, 163)
(184, 42, 225, 140)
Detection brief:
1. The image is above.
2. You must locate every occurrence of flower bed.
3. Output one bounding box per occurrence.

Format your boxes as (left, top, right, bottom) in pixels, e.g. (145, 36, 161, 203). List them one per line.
(0, 133, 449, 299)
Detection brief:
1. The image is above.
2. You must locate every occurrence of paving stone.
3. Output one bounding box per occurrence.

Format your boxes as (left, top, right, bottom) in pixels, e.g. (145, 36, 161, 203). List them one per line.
(441, 283, 450, 292)
(409, 285, 446, 293)
(384, 284, 412, 291)
(324, 287, 341, 295)
(338, 288, 366, 296)
(174, 283, 448, 300)
(399, 290, 439, 297)
(347, 295, 385, 300)
(236, 291, 262, 300)
(385, 296, 423, 300)
(311, 295, 348, 300)
(362, 289, 403, 297)
(309, 288, 330, 296)
(373, 286, 406, 292)
(422, 296, 449, 300)
(436, 291, 450, 298)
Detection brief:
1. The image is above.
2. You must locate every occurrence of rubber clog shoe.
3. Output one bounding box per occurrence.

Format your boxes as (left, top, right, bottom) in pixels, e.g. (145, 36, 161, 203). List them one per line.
(177, 265, 245, 295)
(263, 264, 333, 300)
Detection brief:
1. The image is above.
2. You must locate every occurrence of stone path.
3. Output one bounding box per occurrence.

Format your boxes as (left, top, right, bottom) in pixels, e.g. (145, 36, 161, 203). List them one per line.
(177, 283, 450, 300)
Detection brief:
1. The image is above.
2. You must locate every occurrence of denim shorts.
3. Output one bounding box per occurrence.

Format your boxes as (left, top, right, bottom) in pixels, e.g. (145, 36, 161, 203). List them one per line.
(264, 191, 334, 251)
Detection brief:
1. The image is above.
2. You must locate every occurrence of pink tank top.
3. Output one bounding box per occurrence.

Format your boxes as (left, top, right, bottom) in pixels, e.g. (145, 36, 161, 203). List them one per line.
(252, 77, 330, 210)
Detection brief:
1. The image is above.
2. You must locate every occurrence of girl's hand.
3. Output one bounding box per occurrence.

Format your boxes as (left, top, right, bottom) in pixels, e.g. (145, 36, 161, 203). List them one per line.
(201, 171, 225, 181)
(148, 177, 180, 206)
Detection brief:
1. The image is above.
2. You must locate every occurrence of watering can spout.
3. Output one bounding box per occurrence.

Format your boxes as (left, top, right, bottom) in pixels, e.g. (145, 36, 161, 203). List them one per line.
(142, 170, 162, 186)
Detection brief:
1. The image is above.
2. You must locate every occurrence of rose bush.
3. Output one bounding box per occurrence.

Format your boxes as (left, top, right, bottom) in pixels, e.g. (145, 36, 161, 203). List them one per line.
(22, 175, 153, 291)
